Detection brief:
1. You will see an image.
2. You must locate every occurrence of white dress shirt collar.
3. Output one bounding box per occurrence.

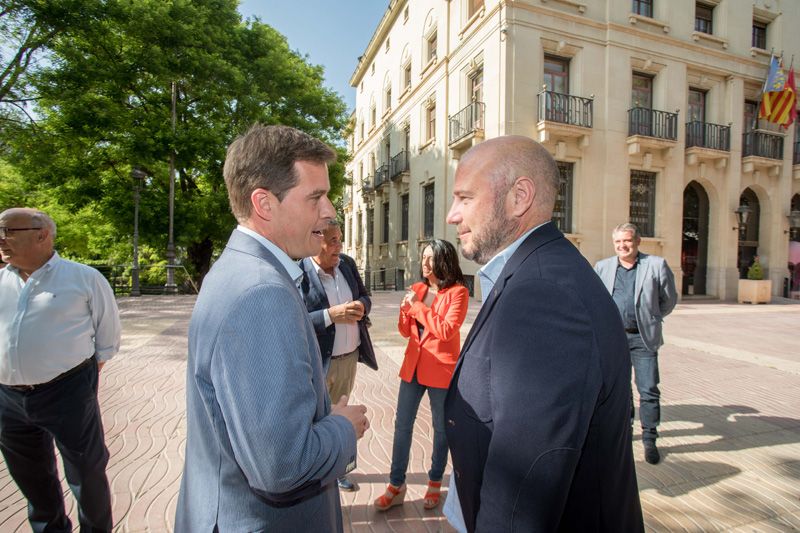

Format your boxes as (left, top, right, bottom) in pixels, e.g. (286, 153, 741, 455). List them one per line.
(236, 225, 303, 288)
(477, 222, 548, 300)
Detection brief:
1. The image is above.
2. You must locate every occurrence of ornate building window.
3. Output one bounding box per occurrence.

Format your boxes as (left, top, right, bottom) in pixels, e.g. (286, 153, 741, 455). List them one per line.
(630, 170, 656, 237)
(553, 162, 574, 233)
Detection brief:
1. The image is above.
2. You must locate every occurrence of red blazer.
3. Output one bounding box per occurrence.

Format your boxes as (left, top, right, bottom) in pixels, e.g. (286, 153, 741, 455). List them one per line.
(398, 282, 469, 389)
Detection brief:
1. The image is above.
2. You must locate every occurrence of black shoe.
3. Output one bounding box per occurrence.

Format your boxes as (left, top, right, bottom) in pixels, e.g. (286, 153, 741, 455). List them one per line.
(643, 440, 660, 465)
(338, 476, 357, 491)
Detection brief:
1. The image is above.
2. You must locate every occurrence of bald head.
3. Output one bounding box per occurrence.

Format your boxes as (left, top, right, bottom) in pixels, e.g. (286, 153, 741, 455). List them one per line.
(459, 135, 560, 214)
(447, 136, 560, 264)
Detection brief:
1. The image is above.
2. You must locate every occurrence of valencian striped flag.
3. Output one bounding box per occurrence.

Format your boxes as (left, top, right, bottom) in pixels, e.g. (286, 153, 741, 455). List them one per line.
(759, 55, 797, 127)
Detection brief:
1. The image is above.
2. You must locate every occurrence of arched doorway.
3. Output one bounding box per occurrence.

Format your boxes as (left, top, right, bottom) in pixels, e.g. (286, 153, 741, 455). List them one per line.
(737, 188, 761, 279)
(681, 181, 710, 295)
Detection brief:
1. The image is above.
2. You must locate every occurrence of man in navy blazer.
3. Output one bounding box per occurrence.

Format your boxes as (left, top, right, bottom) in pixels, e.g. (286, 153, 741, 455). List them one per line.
(594, 223, 677, 465)
(444, 136, 643, 532)
(300, 220, 377, 491)
(175, 125, 369, 532)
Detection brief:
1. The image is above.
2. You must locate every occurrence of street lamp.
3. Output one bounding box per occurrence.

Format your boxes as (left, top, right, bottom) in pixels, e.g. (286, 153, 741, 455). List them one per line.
(131, 167, 147, 297)
(165, 80, 177, 293)
(734, 204, 751, 240)
(788, 210, 800, 240)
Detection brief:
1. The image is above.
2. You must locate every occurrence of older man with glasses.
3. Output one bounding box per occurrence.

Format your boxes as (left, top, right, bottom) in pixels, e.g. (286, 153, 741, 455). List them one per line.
(0, 207, 120, 533)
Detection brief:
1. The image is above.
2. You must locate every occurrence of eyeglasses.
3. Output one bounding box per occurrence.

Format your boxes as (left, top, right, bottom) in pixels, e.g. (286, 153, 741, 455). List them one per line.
(0, 227, 43, 239)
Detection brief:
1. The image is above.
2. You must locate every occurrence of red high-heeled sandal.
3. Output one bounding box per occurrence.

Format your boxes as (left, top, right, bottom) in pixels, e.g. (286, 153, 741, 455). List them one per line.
(423, 480, 442, 510)
(374, 483, 406, 511)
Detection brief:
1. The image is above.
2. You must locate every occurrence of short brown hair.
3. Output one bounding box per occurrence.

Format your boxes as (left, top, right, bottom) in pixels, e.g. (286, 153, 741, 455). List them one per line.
(223, 124, 336, 221)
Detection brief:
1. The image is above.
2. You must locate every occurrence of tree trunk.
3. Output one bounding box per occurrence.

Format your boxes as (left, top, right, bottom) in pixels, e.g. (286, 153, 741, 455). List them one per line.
(187, 237, 214, 288)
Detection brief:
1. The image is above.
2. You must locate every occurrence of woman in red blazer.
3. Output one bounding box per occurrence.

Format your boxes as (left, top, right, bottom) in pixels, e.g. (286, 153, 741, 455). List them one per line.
(374, 239, 469, 512)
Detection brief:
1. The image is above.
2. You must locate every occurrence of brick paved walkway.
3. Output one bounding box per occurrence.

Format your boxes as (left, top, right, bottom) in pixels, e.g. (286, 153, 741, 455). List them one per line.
(0, 293, 798, 532)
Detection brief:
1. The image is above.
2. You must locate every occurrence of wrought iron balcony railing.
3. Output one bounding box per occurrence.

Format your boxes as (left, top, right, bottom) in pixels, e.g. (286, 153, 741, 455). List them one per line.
(685, 121, 730, 151)
(537, 90, 593, 128)
(449, 101, 485, 144)
(627, 107, 678, 140)
(390, 150, 409, 180)
(742, 130, 783, 160)
(362, 176, 374, 194)
(374, 164, 390, 188)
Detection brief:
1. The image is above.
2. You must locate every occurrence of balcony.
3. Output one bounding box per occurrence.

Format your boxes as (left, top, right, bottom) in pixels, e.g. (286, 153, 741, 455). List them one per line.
(361, 176, 374, 200)
(374, 164, 390, 189)
(448, 101, 485, 156)
(343, 186, 352, 211)
(685, 121, 730, 169)
(742, 130, 784, 176)
(628, 107, 678, 140)
(627, 107, 678, 157)
(389, 150, 410, 182)
(536, 90, 593, 146)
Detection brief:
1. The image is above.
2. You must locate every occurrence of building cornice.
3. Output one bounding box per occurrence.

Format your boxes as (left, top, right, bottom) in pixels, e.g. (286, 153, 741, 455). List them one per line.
(350, 0, 406, 88)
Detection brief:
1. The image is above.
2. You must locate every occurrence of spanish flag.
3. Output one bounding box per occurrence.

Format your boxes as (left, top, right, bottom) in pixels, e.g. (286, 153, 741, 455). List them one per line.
(759, 56, 797, 128)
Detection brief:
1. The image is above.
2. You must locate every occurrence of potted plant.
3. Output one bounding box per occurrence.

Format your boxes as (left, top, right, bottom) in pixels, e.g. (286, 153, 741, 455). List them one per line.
(737, 256, 772, 304)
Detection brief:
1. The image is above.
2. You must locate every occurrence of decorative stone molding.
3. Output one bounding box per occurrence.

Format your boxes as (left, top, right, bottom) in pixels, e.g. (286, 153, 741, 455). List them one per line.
(628, 13, 670, 33)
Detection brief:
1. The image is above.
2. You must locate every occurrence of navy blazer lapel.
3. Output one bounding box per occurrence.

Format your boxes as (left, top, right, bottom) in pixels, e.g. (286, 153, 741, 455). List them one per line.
(459, 222, 564, 357)
(301, 257, 330, 308)
(339, 258, 358, 296)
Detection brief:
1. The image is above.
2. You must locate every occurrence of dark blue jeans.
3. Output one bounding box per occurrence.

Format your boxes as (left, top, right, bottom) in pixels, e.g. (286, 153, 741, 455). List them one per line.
(0, 358, 112, 533)
(628, 333, 660, 442)
(389, 373, 449, 486)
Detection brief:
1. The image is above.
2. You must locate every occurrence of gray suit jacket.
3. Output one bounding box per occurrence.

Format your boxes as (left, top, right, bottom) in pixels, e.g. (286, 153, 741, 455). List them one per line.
(175, 229, 356, 532)
(594, 252, 678, 351)
(300, 254, 378, 371)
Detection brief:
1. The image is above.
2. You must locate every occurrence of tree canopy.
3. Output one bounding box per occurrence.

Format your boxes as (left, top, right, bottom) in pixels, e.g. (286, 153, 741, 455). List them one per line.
(0, 0, 350, 284)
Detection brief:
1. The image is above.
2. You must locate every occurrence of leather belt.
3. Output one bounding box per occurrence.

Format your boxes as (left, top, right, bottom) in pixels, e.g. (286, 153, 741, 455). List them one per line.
(625, 327, 639, 334)
(1, 357, 94, 392)
(330, 349, 359, 360)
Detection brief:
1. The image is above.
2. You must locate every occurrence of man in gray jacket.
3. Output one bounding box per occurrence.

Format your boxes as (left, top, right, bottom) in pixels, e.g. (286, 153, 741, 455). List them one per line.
(595, 222, 677, 464)
(175, 125, 369, 532)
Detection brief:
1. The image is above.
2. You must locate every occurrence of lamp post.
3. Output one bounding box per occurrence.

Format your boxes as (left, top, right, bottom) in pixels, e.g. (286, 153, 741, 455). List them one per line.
(131, 167, 147, 297)
(165, 81, 177, 293)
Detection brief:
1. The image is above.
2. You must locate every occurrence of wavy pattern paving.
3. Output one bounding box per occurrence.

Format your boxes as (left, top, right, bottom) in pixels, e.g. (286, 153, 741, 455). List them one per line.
(0, 296, 798, 532)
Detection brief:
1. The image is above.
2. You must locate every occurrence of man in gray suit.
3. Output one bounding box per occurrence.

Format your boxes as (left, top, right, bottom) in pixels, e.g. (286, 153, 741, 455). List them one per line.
(175, 124, 370, 532)
(595, 222, 677, 464)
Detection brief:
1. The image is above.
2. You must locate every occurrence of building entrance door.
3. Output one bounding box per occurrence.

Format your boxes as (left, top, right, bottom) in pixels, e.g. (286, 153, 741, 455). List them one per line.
(738, 188, 760, 279)
(681, 181, 709, 295)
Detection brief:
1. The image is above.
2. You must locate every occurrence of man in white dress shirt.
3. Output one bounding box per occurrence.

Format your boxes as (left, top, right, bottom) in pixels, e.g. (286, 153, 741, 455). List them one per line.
(300, 221, 377, 491)
(0, 207, 120, 533)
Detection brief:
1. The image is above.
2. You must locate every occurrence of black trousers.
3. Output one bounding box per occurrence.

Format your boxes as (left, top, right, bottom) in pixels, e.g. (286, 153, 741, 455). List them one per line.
(0, 357, 112, 533)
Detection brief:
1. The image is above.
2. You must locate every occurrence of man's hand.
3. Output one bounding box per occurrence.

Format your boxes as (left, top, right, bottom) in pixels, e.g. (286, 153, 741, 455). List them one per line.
(329, 301, 365, 324)
(331, 395, 370, 439)
(97, 361, 106, 373)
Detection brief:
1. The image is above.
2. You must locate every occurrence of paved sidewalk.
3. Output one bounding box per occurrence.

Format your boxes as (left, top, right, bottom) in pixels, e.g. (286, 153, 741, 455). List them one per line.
(0, 293, 798, 532)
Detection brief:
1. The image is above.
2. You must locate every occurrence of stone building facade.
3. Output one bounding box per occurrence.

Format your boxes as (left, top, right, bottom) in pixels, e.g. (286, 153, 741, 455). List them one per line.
(344, 0, 800, 300)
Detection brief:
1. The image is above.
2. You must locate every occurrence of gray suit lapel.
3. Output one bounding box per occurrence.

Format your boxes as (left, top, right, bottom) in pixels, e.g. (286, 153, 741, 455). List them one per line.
(634, 253, 649, 303)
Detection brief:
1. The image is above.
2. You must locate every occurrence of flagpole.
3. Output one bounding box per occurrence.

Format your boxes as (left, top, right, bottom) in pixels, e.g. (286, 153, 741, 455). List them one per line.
(755, 51, 775, 131)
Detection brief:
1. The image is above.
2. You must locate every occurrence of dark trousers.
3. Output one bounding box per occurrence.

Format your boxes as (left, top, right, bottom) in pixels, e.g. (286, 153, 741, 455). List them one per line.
(0, 358, 112, 533)
(628, 333, 660, 442)
(389, 373, 449, 486)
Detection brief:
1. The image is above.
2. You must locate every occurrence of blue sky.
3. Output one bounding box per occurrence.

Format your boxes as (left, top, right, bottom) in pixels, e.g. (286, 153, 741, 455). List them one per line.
(238, 1, 390, 112)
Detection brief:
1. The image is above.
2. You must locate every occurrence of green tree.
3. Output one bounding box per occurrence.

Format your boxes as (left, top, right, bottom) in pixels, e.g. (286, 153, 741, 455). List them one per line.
(3, 0, 349, 284)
